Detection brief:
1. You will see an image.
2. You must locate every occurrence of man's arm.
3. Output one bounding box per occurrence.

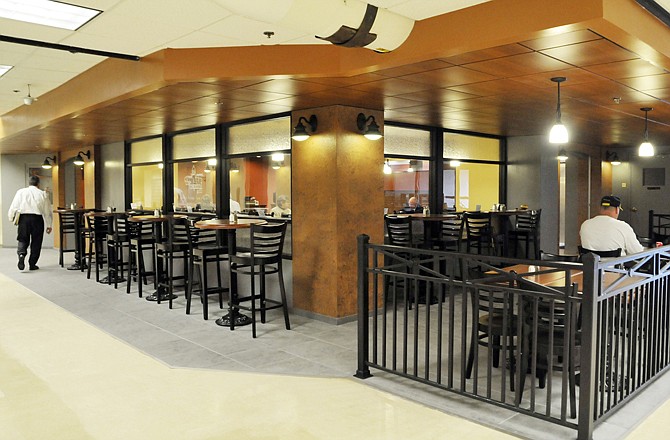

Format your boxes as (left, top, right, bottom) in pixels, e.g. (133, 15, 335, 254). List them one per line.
(7, 189, 21, 221)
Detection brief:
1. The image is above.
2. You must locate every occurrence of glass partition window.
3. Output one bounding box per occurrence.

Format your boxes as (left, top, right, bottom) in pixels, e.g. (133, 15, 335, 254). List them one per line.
(383, 158, 430, 213)
(131, 164, 163, 209)
(443, 133, 500, 161)
(443, 161, 499, 211)
(173, 160, 216, 212)
(129, 137, 163, 209)
(229, 154, 291, 217)
(171, 129, 216, 212)
(229, 117, 291, 155)
(384, 125, 431, 157)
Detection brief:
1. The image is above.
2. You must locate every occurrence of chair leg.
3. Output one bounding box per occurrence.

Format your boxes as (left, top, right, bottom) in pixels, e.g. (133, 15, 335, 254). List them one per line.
(216, 255, 223, 310)
(201, 259, 208, 320)
(250, 265, 257, 338)
(260, 265, 267, 324)
(278, 263, 290, 330)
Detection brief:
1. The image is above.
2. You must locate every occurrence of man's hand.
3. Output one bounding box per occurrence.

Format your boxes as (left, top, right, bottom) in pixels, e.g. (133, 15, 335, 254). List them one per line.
(46, 227, 52, 234)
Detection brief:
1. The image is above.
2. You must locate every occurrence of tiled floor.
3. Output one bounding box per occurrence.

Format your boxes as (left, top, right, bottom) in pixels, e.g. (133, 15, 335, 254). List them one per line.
(0, 247, 668, 439)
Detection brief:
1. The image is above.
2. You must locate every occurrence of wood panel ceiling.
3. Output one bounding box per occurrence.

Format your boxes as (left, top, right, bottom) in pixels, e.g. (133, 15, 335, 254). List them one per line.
(4, 27, 670, 154)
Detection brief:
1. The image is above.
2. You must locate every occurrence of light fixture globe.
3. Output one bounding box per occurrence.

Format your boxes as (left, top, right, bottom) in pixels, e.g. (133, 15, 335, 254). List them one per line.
(291, 115, 317, 141)
(549, 77, 568, 144)
(549, 123, 569, 144)
(639, 107, 655, 157)
(639, 141, 654, 157)
(383, 160, 392, 174)
(357, 113, 383, 140)
(73, 150, 90, 166)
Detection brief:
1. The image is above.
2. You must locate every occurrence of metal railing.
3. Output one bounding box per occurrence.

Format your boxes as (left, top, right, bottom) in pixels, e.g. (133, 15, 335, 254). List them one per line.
(355, 235, 670, 440)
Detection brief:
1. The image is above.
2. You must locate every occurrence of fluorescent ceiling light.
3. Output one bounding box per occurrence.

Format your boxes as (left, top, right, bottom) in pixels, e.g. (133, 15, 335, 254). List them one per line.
(0, 0, 101, 31)
(0, 64, 12, 78)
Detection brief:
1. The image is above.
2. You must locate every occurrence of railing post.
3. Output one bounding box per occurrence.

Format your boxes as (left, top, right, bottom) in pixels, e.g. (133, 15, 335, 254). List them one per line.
(578, 253, 599, 440)
(355, 234, 372, 379)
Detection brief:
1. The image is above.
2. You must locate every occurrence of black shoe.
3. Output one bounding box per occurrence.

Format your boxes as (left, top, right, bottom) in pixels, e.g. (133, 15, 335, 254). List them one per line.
(29, 265, 39, 271)
(18, 254, 25, 270)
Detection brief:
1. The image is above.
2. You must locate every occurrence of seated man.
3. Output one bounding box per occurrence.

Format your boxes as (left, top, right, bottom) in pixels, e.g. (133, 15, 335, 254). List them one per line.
(580, 195, 644, 256)
(270, 195, 291, 217)
(401, 196, 423, 213)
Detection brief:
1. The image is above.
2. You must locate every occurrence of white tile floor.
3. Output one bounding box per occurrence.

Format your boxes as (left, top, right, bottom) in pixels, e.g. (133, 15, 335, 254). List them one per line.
(0, 247, 668, 439)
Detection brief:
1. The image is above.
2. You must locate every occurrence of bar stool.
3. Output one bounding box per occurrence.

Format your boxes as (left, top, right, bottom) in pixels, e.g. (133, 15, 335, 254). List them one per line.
(463, 211, 495, 255)
(155, 216, 192, 308)
(229, 221, 290, 338)
(185, 223, 229, 319)
(127, 219, 158, 298)
(57, 209, 77, 267)
(107, 214, 130, 289)
(508, 209, 541, 259)
(85, 214, 108, 282)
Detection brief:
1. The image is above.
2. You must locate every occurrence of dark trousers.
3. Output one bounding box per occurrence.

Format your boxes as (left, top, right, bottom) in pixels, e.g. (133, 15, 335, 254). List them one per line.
(17, 214, 45, 266)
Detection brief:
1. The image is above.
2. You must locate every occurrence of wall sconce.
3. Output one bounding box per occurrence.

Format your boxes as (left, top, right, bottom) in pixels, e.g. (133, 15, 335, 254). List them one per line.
(229, 161, 240, 173)
(41, 155, 57, 169)
(357, 113, 382, 140)
(383, 160, 392, 174)
(639, 107, 654, 157)
(549, 77, 569, 144)
(292, 115, 318, 141)
(605, 151, 621, 166)
(557, 148, 568, 162)
(73, 150, 90, 166)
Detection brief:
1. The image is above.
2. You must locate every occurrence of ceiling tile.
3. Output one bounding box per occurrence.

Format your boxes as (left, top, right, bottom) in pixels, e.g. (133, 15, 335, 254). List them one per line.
(540, 39, 638, 67)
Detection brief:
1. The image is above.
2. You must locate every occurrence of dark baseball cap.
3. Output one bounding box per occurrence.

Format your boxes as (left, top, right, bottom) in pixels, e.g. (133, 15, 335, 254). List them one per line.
(601, 195, 621, 208)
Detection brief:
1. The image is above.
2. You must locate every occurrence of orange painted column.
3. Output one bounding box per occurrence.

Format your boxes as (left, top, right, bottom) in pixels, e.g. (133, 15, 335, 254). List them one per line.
(291, 106, 385, 320)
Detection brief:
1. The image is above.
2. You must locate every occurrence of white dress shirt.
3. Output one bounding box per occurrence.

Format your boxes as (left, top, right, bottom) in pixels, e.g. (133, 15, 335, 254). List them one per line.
(230, 199, 241, 213)
(579, 214, 644, 256)
(8, 185, 53, 228)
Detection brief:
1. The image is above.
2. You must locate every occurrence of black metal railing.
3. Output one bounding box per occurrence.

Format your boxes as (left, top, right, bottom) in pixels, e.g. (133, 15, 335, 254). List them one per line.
(355, 235, 670, 440)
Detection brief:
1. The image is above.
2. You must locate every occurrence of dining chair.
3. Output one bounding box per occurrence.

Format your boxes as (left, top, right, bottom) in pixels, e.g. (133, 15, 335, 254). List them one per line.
(185, 221, 229, 320)
(57, 209, 77, 267)
(516, 278, 581, 418)
(577, 246, 621, 260)
(463, 211, 495, 255)
(508, 209, 541, 259)
(385, 215, 418, 248)
(229, 221, 290, 338)
(85, 214, 109, 282)
(433, 214, 463, 252)
(465, 267, 518, 391)
(155, 216, 192, 308)
(106, 214, 130, 289)
(126, 219, 158, 298)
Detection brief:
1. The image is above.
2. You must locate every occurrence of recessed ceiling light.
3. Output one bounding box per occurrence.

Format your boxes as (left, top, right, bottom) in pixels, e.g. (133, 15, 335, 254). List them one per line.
(0, 64, 12, 78)
(0, 0, 101, 31)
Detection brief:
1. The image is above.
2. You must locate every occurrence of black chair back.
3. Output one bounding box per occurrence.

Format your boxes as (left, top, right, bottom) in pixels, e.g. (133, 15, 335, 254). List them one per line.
(577, 246, 621, 259)
(385, 215, 415, 247)
(515, 209, 541, 231)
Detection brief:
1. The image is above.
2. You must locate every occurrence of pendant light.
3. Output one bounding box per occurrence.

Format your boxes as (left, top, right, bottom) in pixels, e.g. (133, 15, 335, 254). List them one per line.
(549, 77, 568, 144)
(639, 107, 654, 157)
(383, 160, 392, 174)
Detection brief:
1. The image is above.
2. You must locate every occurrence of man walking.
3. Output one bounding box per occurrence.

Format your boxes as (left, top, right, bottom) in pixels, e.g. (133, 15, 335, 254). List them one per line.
(8, 175, 53, 270)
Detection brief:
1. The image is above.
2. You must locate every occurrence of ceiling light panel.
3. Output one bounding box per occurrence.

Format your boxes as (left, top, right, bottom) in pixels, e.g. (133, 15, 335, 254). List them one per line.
(0, 0, 101, 31)
(0, 64, 12, 77)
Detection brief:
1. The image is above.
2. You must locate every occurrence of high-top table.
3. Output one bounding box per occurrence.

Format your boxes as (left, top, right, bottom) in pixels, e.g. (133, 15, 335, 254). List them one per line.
(194, 218, 267, 327)
(128, 214, 187, 302)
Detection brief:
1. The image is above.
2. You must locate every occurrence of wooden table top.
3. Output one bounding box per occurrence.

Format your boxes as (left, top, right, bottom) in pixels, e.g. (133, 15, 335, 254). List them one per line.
(128, 214, 187, 223)
(195, 218, 266, 230)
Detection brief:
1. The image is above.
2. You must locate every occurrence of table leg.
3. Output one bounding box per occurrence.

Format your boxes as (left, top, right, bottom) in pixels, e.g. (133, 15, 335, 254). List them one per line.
(146, 221, 177, 302)
(216, 229, 252, 327)
(67, 212, 86, 270)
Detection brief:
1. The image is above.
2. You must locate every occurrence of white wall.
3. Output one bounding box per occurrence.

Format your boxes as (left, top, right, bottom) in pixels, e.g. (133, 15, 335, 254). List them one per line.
(1, 154, 55, 249)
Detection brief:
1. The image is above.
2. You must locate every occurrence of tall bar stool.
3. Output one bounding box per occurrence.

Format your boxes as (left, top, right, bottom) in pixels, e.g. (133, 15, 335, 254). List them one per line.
(107, 214, 130, 289)
(229, 221, 290, 338)
(57, 209, 77, 267)
(508, 209, 541, 259)
(463, 211, 495, 255)
(155, 216, 192, 308)
(185, 223, 229, 319)
(85, 214, 109, 282)
(127, 219, 158, 298)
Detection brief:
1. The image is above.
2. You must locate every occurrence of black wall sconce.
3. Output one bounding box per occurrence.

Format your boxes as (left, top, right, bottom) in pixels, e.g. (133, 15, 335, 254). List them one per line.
(606, 151, 621, 165)
(73, 150, 90, 166)
(292, 115, 318, 141)
(41, 155, 57, 169)
(357, 113, 382, 140)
